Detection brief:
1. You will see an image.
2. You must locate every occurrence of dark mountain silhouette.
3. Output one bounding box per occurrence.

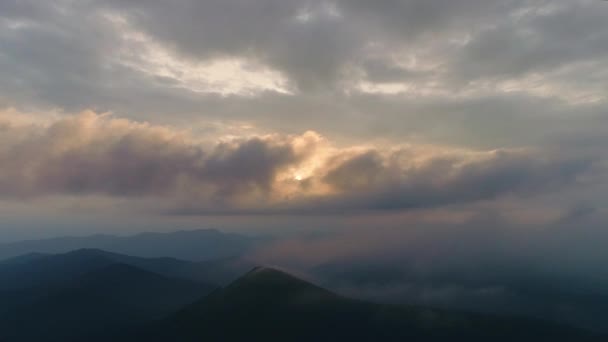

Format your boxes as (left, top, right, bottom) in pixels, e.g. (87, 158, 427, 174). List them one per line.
(0, 252, 50, 265)
(146, 267, 604, 342)
(0, 287, 44, 318)
(0, 248, 245, 291)
(0, 248, 224, 341)
(0, 229, 262, 261)
(1, 260, 603, 342)
(0, 263, 213, 342)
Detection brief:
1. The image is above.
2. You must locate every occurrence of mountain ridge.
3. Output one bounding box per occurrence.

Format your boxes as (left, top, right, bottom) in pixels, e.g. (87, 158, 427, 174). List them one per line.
(0, 229, 262, 261)
(0, 262, 213, 342)
(144, 267, 604, 342)
(0, 248, 227, 291)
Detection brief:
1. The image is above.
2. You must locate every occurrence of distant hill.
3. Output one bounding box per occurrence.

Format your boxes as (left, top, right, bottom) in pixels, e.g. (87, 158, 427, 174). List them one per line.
(0, 229, 262, 261)
(0, 248, 246, 291)
(146, 267, 604, 342)
(0, 263, 213, 342)
(0, 252, 50, 265)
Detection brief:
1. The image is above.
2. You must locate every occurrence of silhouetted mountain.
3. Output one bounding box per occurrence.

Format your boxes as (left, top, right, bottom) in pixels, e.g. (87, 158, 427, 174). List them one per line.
(0, 229, 262, 261)
(0, 252, 50, 265)
(0, 263, 213, 342)
(147, 267, 603, 342)
(0, 248, 244, 291)
(0, 288, 43, 318)
(0, 249, 236, 341)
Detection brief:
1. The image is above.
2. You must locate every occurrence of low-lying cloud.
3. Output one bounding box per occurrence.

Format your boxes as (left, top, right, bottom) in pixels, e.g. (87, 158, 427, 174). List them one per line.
(248, 206, 608, 331)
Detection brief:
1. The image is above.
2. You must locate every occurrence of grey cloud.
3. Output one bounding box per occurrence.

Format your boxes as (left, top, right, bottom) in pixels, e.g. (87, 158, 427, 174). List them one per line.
(336, 0, 516, 40)
(0, 1, 129, 111)
(0, 112, 593, 215)
(0, 0, 606, 154)
(104, 0, 525, 89)
(0, 113, 303, 203)
(100, 0, 359, 91)
(202, 138, 301, 196)
(323, 151, 386, 191)
(286, 148, 592, 213)
(360, 59, 428, 83)
(0, 0, 606, 220)
(10, 0, 599, 95)
(451, 1, 608, 81)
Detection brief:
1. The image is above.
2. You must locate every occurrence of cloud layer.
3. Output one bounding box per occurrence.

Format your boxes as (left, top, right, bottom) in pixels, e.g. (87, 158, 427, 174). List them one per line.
(0, 0, 607, 150)
(0, 111, 594, 215)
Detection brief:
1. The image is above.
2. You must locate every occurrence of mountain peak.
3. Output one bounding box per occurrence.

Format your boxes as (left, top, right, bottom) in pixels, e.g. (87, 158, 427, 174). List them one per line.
(243, 266, 285, 277)
(233, 266, 317, 289)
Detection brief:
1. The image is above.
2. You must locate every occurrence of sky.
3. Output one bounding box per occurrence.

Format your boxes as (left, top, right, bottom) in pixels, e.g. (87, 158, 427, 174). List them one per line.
(0, 0, 607, 254)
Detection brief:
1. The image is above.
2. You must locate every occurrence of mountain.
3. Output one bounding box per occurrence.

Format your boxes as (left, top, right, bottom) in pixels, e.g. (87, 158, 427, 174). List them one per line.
(146, 267, 604, 342)
(0, 252, 50, 265)
(0, 263, 213, 342)
(0, 229, 262, 261)
(0, 248, 247, 291)
(0, 261, 602, 342)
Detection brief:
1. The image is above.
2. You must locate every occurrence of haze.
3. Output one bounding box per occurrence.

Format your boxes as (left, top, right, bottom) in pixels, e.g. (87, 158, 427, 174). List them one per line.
(1, 1, 608, 334)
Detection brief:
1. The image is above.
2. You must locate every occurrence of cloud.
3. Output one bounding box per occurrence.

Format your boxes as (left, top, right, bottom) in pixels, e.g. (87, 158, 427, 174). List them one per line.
(0, 0, 606, 154)
(265, 146, 592, 214)
(0, 110, 593, 215)
(0, 1, 607, 257)
(0, 111, 308, 204)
